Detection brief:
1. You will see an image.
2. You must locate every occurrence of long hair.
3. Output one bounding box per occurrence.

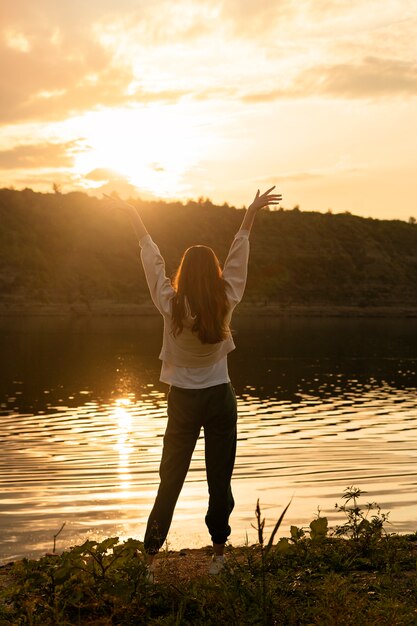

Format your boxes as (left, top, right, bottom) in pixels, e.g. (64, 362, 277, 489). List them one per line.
(171, 245, 229, 344)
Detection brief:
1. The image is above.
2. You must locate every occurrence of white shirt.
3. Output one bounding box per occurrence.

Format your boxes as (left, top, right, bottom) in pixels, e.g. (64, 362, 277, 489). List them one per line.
(160, 357, 230, 389)
(139, 229, 250, 388)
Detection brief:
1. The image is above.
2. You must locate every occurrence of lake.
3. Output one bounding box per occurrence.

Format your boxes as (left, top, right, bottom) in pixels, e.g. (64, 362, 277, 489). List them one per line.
(1, 315, 416, 564)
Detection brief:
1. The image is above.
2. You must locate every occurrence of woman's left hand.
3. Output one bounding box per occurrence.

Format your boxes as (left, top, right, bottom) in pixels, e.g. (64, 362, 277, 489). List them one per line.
(249, 186, 282, 212)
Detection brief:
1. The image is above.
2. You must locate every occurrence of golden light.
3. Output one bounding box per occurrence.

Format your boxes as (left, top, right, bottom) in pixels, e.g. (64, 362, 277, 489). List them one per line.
(113, 398, 134, 499)
(70, 103, 211, 198)
(114, 398, 132, 430)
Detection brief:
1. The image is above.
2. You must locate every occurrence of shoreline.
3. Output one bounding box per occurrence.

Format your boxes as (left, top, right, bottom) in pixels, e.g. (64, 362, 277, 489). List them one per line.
(1, 301, 417, 318)
(2, 536, 417, 624)
(1, 533, 416, 579)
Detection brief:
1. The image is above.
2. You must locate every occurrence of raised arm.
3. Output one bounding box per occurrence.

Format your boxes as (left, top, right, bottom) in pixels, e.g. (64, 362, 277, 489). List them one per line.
(223, 186, 282, 308)
(103, 194, 174, 315)
(239, 186, 282, 234)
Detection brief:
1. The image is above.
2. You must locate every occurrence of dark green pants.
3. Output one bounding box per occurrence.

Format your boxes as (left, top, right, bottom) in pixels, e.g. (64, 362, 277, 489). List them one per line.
(144, 382, 237, 554)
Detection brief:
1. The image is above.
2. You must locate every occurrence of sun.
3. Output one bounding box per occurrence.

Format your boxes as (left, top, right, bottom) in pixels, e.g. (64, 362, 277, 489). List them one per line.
(69, 103, 209, 198)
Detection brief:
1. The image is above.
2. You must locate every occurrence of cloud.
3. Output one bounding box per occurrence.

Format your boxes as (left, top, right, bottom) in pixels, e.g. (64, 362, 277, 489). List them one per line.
(0, 0, 222, 126)
(242, 56, 417, 102)
(86, 177, 157, 201)
(1, 0, 415, 129)
(241, 89, 289, 104)
(0, 166, 153, 200)
(105, 0, 221, 46)
(272, 172, 324, 183)
(149, 162, 165, 172)
(308, 56, 417, 98)
(217, 0, 295, 37)
(0, 42, 135, 123)
(299, 56, 417, 99)
(0, 1, 192, 124)
(0, 140, 82, 169)
(0, 41, 187, 124)
(85, 168, 119, 182)
(82, 167, 158, 200)
(256, 165, 363, 184)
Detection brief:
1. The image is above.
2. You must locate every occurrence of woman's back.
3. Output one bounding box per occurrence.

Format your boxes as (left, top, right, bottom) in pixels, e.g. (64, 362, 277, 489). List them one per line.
(139, 229, 250, 379)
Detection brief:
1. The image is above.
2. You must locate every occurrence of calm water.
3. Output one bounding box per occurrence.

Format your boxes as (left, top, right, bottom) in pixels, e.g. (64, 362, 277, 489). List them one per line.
(1, 316, 416, 564)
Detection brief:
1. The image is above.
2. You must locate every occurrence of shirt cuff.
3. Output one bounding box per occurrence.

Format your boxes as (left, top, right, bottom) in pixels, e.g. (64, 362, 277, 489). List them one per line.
(139, 233, 152, 247)
(234, 229, 250, 239)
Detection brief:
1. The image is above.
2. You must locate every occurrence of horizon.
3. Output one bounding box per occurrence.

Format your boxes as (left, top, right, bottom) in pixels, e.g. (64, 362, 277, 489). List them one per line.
(2, 185, 416, 224)
(1, 1, 416, 222)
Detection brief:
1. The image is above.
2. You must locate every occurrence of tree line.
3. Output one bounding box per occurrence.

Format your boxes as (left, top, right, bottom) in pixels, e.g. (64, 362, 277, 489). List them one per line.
(0, 188, 416, 310)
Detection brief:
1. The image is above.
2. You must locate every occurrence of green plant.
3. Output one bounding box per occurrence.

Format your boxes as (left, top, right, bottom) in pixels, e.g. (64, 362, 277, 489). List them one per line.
(334, 486, 390, 542)
(1, 537, 151, 625)
(250, 498, 292, 625)
(2, 491, 415, 625)
(289, 508, 329, 545)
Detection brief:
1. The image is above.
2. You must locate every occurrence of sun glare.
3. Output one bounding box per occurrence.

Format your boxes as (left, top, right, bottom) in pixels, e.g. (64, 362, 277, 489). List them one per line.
(113, 398, 134, 499)
(70, 104, 210, 198)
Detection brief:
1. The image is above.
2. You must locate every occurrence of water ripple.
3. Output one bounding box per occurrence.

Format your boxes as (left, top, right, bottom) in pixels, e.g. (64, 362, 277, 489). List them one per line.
(1, 317, 417, 561)
(1, 381, 417, 563)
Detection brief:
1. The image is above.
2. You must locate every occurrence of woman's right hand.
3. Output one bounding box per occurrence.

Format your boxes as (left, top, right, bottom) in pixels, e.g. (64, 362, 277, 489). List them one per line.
(249, 186, 282, 212)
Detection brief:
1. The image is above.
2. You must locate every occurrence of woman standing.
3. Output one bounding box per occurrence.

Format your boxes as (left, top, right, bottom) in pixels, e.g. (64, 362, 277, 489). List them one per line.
(107, 187, 281, 574)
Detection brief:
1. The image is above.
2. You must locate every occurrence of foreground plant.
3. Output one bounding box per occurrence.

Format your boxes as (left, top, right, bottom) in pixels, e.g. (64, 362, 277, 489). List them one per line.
(1, 537, 153, 624)
(1, 488, 415, 625)
(334, 486, 390, 542)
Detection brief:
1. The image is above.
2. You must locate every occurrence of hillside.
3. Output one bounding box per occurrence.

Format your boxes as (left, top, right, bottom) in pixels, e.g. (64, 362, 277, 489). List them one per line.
(0, 188, 416, 314)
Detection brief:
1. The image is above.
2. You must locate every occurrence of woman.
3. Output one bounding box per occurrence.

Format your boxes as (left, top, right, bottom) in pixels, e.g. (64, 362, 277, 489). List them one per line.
(107, 187, 281, 575)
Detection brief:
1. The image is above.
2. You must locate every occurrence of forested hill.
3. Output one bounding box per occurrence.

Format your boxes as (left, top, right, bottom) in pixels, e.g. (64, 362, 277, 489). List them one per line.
(1, 188, 417, 313)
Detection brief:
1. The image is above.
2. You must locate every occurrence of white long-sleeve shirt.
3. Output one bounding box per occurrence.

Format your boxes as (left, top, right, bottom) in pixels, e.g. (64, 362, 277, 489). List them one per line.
(139, 229, 250, 388)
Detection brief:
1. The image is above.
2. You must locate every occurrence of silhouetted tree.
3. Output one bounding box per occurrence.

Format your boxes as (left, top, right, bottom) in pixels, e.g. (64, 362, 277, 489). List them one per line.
(0, 188, 417, 309)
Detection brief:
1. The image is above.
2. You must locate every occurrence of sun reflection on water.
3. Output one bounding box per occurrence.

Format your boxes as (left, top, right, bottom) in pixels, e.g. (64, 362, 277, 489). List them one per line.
(113, 398, 134, 500)
(2, 366, 417, 563)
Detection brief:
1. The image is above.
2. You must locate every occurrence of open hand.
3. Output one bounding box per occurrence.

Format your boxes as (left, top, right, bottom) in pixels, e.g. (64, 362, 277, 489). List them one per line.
(249, 186, 282, 212)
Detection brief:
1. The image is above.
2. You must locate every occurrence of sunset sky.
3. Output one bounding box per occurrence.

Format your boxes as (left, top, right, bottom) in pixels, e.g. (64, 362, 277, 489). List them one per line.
(1, 0, 416, 220)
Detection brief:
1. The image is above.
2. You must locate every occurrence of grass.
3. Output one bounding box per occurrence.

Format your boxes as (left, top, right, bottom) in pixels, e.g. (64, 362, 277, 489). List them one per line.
(1, 488, 417, 625)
